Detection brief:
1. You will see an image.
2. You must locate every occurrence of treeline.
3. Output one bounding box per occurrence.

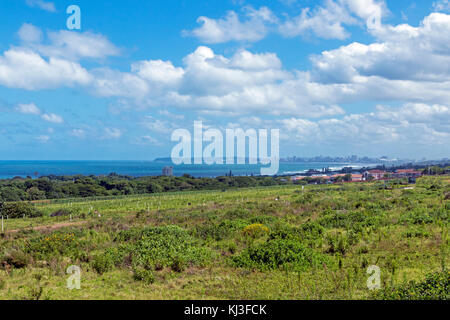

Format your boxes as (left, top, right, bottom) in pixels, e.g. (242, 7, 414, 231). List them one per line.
(0, 174, 290, 202)
(423, 166, 450, 175)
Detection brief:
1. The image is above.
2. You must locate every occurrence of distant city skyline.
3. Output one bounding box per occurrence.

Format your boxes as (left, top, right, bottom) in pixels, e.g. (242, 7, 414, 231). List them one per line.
(0, 1, 449, 160)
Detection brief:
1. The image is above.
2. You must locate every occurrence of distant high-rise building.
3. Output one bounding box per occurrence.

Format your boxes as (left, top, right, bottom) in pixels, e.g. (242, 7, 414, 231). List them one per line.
(162, 166, 173, 176)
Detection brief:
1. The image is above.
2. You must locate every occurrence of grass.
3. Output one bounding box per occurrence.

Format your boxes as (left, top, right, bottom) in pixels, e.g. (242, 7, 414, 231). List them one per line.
(0, 176, 448, 300)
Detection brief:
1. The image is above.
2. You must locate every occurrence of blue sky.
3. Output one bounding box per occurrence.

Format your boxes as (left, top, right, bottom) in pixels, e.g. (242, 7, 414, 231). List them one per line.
(0, 0, 449, 160)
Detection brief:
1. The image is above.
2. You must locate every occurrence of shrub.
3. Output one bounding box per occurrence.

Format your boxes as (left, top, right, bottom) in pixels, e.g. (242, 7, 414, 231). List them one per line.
(170, 256, 188, 273)
(50, 209, 73, 217)
(233, 238, 329, 271)
(91, 246, 130, 274)
(373, 271, 449, 300)
(133, 267, 155, 284)
(1, 202, 42, 219)
(132, 226, 213, 270)
(243, 224, 269, 239)
(26, 232, 79, 260)
(92, 254, 114, 275)
(1, 248, 30, 269)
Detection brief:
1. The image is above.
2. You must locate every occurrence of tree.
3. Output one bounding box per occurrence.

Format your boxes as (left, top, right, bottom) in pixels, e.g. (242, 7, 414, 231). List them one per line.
(27, 187, 46, 201)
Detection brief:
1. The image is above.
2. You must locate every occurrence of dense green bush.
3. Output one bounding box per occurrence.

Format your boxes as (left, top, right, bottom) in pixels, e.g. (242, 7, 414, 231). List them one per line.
(25, 231, 87, 261)
(1, 202, 42, 219)
(233, 238, 329, 271)
(133, 267, 155, 284)
(109, 226, 214, 272)
(374, 271, 449, 300)
(132, 226, 213, 270)
(91, 245, 131, 274)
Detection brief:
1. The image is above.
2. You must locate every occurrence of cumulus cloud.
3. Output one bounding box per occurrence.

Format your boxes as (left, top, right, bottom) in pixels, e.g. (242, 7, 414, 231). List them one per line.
(4, 13, 450, 123)
(18, 23, 43, 43)
(279, 0, 387, 40)
(89, 46, 343, 117)
(15, 102, 64, 123)
(15, 103, 41, 115)
(279, 103, 450, 146)
(41, 113, 64, 124)
(185, 6, 277, 43)
(18, 24, 120, 61)
(311, 13, 450, 84)
(0, 48, 92, 90)
(279, 0, 357, 40)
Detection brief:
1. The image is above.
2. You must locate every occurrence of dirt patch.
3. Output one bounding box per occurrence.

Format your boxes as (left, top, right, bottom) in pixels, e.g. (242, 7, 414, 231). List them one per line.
(6, 220, 88, 234)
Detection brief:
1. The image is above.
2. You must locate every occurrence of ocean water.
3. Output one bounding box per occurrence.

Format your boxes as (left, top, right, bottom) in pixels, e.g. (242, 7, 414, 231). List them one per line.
(0, 160, 373, 179)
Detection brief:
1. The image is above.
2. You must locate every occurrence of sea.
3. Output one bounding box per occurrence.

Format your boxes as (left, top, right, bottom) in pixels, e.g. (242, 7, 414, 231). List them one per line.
(0, 160, 378, 179)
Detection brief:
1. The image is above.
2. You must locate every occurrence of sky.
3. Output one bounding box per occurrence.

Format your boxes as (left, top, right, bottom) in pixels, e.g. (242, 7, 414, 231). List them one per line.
(0, 0, 449, 160)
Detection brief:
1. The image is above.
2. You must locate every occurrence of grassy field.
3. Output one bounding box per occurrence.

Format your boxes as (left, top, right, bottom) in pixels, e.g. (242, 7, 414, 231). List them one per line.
(0, 177, 448, 300)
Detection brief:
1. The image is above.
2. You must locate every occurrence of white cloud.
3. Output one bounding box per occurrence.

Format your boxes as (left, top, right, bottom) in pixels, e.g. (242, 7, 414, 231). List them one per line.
(131, 60, 184, 86)
(92, 68, 150, 99)
(18, 23, 43, 43)
(279, 0, 387, 40)
(17, 24, 120, 61)
(311, 13, 450, 84)
(140, 116, 176, 134)
(15, 102, 64, 124)
(0, 48, 92, 90)
(41, 113, 64, 124)
(26, 0, 56, 12)
(4, 13, 450, 126)
(433, 0, 450, 12)
(185, 6, 277, 43)
(41, 30, 120, 60)
(279, 0, 357, 40)
(279, 103, 450, 146)
(15, 103, 41, 115)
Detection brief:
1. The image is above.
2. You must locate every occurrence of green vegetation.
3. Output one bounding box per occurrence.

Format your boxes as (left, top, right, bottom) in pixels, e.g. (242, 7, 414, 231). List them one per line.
(0, 174, 290, 202)
(0, 176, 448, 300)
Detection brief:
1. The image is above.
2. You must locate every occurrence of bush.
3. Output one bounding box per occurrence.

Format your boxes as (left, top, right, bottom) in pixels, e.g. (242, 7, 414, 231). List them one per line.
(1, 202, 42, 219)
(132, 226, 213, 270)
(170, 256, 188, 273)
(91, 246, 130, 274)
(243, 224, 269, 239)
(25, 232, 85, 261)
(92, 254, 114, 275)
(1, 248, 30, 269)
(373, 271, 449, 300)
(133, 267, 155, 284)
(50, 209, 73, 217)
(233, 238, 329, 271)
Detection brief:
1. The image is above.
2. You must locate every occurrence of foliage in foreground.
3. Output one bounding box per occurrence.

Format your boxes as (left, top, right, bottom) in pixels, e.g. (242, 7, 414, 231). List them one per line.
(373, 271, 449, 300)
(0, 176, 448, 300)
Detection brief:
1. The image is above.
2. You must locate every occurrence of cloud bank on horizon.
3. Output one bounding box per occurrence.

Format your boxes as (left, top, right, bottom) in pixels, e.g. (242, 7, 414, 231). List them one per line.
(0, 0, 449, 160)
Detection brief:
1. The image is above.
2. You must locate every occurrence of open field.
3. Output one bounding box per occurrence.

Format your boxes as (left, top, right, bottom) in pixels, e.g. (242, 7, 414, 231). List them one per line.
(0, 177, 448, 300)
